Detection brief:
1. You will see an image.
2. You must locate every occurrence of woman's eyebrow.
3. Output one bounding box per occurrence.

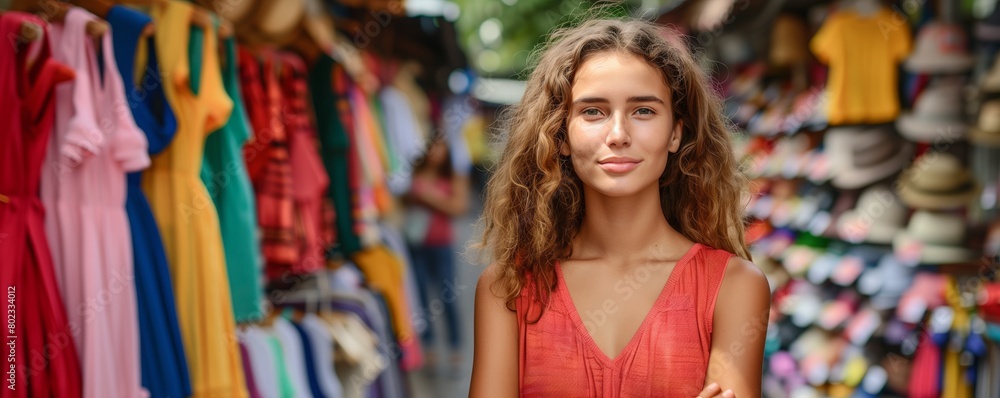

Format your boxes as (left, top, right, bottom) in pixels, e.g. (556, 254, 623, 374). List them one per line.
(572, 97, 609, 105)
(571, 95, 665, 105)
(626, 95, 665, 104)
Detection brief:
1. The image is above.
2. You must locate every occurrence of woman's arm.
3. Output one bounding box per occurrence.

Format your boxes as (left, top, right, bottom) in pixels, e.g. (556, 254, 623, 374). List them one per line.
(413, 175, 470, 217)
(469, 263, 519, 398)
(701, 257, 771, 397)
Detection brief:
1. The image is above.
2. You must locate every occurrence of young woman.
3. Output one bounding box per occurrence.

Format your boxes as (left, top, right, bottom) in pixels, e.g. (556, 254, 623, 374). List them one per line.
(405, 136, 469, 372)
(470, 19, 771, 397)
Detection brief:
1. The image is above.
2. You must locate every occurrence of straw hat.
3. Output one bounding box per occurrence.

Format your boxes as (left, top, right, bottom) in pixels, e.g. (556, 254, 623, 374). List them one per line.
(897, 152, 981, 209)
(896, 81, 967, 143)
(892, 211, 975, 264)
(238, 0, 306, 46)
(905, 22, 974, 74)
(770, 14, 809, 68)
(836, 185, 907, 244)
(970, 100, 1000, 147)
(826, 127, 914, 190)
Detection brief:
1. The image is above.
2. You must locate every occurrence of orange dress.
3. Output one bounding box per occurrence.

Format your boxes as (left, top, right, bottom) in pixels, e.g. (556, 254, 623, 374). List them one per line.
(516, 243, 732, 397)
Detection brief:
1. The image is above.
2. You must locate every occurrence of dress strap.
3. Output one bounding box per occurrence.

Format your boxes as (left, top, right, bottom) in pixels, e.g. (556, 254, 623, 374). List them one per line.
(699, 246, 734, 335)
(106, 6, 152, 87)
(106, 5, 177, 155)
(1, 13, 74, 126)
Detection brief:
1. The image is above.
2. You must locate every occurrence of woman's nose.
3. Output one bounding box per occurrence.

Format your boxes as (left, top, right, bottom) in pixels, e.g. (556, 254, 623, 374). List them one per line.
(606, 113, 630, 147)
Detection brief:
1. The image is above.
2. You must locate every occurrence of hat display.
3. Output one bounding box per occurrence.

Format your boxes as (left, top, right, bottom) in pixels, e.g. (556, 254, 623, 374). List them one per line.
(897, 152, 981, 209)
(893, 211, 977, 265)
(970, 100, 1000, 147)
(905, 22, 975, 74)
(981, 54, 1000, 93)
(237, 0, 306, 46)
(723, 9, 993, 396)
(196, 0, 255, 24)
(976, 4, 1000, 42)
(770, 14, 809, 68)
(826, 127, 914, 190)
(896, 81, 968, 143)
(836, 185, 907, 244)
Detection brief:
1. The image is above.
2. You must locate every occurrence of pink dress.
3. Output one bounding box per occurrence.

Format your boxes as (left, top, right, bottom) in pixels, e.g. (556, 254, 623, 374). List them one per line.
(41, 7, 149, 398)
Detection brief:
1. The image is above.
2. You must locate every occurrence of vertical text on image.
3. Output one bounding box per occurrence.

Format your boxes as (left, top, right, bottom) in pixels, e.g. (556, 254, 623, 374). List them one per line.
(6, 286, 14, 391)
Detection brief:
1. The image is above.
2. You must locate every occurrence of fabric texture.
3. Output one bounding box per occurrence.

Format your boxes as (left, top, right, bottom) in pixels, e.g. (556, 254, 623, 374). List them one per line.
(352, 245, 423, 371)
(810, 7, 912, 125)
(143, 2, 247, 396)
(909, 332, 943, 398)
(349, 86, 389, 247)
(238, 341, 262, 398)
(272, 318, 314, 398)
(379, 87, 426, 195)
(239, 327, 280, 398)
(268, 333, 297, 398)
(43, 7, 148, 398)
(106, 6, 193, 398)
(276, 52, 332, 278)
(238, 48, 297, 271)
(201, 35, 263, 322)
(0, 11, 81, 398)
(308, 55, 362, 257)
(301, 314, 346, 398)
(290, 320, 325, 398)
(516, 244, 732, 397)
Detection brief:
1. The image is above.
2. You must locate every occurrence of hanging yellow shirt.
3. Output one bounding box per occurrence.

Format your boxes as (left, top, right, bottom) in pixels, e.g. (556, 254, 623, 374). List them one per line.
(811, 8, 912, 125)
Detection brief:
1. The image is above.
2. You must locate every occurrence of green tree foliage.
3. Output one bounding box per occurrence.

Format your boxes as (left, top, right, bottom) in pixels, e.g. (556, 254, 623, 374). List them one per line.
(454, 0, 637, 77)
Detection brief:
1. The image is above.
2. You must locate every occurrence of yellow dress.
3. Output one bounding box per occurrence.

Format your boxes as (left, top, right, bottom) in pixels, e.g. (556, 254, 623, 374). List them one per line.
(143, 2, 247, 397)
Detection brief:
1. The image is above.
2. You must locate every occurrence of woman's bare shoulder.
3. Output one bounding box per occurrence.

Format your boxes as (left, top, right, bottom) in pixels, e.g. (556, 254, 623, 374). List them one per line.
(471, 262, 519, 397)
(717, 256, 771, 314)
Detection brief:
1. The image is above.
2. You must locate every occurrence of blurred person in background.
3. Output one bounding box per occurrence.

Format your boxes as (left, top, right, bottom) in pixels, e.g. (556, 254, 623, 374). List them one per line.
(405, 134, 470, 376)
(470, 18, 770, 398)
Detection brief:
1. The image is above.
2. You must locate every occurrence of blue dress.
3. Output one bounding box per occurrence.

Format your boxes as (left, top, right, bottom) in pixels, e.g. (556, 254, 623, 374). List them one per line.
(106, 6, 191, 397)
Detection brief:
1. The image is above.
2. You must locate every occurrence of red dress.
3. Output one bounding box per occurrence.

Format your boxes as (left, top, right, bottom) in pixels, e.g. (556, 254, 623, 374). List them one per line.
(276, 52, 332, 278)
(237, 49, 296, 271)
(0, 12, 81, 398)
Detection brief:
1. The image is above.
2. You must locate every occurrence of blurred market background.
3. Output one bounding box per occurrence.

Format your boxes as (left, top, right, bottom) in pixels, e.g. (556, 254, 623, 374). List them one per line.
(3, 0, 1000, 397)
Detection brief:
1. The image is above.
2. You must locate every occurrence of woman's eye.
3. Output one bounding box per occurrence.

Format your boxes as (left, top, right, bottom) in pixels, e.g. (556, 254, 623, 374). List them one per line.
(635, 108, 655, 116)
(582, 108, 603, 117)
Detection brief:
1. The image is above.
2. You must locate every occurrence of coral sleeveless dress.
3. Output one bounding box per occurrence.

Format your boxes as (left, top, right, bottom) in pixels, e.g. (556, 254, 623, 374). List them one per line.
(42, 7, 148, 398)
(106, 5, 193, 398)
(517, 243, 733, 397)
(143, 1, 247, 396)
(0, 12, 80, 398)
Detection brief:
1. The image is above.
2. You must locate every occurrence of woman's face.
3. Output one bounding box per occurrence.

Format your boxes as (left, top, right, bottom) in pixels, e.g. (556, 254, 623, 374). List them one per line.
(562, 51, 683, 198)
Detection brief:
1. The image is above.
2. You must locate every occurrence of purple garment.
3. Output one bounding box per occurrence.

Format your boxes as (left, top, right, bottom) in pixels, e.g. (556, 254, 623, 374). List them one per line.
(239, 341, 262, 398)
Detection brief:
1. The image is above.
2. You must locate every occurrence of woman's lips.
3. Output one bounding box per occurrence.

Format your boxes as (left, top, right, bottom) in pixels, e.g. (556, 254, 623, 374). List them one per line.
(598, 159, 641, 173)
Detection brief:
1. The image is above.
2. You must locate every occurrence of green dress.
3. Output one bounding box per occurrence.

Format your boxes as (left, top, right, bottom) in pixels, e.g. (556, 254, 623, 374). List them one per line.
(309, 54, 362, 257)
(200, 35, 263, 322)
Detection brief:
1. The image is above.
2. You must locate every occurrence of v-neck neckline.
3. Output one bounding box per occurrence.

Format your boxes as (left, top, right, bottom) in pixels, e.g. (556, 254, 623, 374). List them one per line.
(128, 39, 172, 134)
(554, 243, 701, 365)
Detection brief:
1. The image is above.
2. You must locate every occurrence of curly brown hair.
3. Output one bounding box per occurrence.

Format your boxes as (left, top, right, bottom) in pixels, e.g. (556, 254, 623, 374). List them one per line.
(475, 18, 750, 317)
